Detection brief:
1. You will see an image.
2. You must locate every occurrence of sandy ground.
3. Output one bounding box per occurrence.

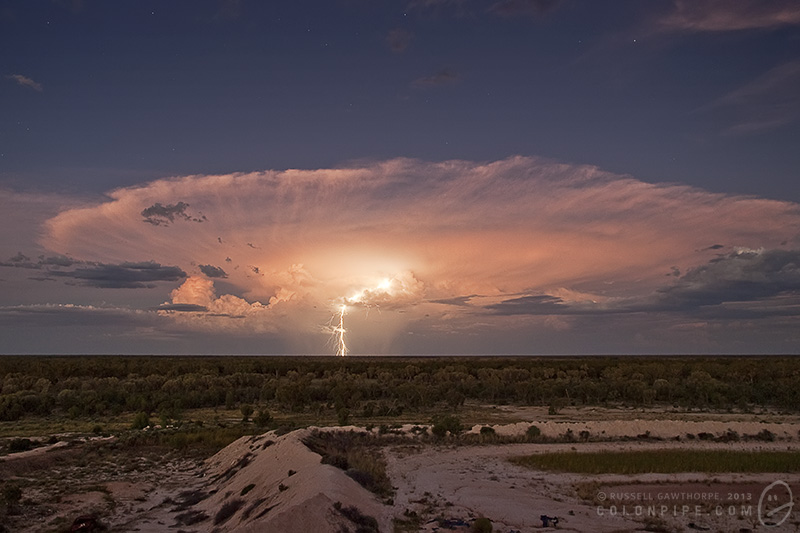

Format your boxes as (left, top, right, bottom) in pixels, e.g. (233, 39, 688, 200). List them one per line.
(3, 412, 800, 532)
(386, 440, 800, 532)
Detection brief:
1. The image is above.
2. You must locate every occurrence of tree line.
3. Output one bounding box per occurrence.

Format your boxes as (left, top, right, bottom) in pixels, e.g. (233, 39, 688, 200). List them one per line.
(1, 356, 798, 422)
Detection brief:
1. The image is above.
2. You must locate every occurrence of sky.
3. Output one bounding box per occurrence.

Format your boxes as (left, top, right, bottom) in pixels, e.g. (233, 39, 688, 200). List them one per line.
(1, 0, 799, 355)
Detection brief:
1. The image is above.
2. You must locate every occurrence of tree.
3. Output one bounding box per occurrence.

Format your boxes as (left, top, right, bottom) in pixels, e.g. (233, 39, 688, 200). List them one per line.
(131, 411, 150, 429)
(253, 409, 271, 427)
(240, 404, 253, 423)
(431, 415, 462, 438)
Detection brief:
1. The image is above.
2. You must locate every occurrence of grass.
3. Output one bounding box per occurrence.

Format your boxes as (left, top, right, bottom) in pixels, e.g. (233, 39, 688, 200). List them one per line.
(511, 450, 800, 474)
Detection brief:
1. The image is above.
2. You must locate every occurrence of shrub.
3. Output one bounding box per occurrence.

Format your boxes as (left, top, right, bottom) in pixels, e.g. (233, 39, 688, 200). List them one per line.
(2, 484, 22, 505)
(756, 429, 776, 442)
(333, 501, 379, 533)
(240, 483, 255, 496)
(303, 430, 394, 498)
(8, 438, 33, 453)
(337, 407, 350, 426)
(131, 411, 150, 430)
(525, 425, 541, 440)
(240, 404, 253, 423)
(253, 409, 272, 427)
(431, 415, 462, 438)
(472, 517, 493, 533)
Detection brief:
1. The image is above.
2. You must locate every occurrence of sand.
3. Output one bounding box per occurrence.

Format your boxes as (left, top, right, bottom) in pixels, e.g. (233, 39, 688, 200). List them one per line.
(5, 412, 800, 532)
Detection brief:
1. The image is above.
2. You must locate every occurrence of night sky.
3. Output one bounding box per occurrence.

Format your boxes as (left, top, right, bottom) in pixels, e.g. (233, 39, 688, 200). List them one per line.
(1, 0, 799, 355)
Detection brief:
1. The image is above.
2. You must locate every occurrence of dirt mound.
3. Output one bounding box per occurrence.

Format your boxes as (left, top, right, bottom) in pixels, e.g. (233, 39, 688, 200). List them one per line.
(193, 428, 390, 532)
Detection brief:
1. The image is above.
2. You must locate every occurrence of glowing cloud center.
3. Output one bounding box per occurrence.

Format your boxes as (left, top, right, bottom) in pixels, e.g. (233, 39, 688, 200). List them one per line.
(326, 275, 414, 356)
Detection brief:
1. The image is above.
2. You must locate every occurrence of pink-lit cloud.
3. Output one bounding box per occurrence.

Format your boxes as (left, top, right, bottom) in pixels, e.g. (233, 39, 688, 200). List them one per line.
(659, 0, 800, 33)
(17, 156, 800, 353)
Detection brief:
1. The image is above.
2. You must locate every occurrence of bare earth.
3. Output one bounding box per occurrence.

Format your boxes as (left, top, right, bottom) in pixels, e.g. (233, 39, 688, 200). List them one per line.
(3, 409, 800, 532)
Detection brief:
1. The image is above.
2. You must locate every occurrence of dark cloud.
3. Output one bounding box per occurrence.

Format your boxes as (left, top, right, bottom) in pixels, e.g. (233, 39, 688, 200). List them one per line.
(156, 303, 209, 313)
(1, 253, 76, 269)
(487, 294, 572, 315)
(431, 294, 479, 306)
(2, 254, 183, 289)
(39, 254, 77, 267)
(0, 304, 152, 328)
(49, 261, 186, 289)
(387, 28, 413, 53)
(199, 264, 228, 278)
(488, 249, 800, 319)
(488, 0, 561, 17)
(141, 201, 206, 226)
(656, 249, 800, 310)
(412, 68, 460, 87)
(0, 252, 38, 269)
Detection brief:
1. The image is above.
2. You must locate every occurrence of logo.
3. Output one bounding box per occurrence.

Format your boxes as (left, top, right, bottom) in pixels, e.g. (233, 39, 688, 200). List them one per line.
(758, 480, 794, 527)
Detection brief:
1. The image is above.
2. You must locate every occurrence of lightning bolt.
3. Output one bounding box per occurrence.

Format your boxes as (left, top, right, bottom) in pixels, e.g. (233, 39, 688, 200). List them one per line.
(330, 304, 348, 357)
(325, 276, 398, 356)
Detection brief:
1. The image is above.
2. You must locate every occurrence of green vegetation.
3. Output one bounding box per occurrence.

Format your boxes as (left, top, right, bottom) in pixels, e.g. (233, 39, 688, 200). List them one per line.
(431, 414, 463, 438)
(1, 355, 800, 447)
(303, 430, 394, 499)
(333, 501, 380, 533)
(511, 450, 800, 474)
(472, 517, 493, 533)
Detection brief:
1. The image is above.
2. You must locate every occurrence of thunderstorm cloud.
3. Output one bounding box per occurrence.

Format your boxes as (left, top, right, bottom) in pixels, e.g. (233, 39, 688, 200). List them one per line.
(2, 156, 798, 353)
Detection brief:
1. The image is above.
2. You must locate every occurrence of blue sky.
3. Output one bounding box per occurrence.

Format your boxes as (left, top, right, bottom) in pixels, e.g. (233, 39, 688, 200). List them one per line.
(1, 0, 799, 354)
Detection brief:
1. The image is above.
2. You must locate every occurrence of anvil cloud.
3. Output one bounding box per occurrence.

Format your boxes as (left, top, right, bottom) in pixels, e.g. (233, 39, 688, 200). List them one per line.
(2, 157, 800, 354)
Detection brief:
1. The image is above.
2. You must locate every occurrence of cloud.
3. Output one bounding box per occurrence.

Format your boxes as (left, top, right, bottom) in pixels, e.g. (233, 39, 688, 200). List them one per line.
(0, 253, 79, 269)
(0, 304, 153, 328)
(704, 61, 800, 135)
(387, 28, 413, 53)
(156, 303, 209, 313)
(35, 156, 800, 352)
(198, 264, 228, 278)
(659, 0, 800, 32)
(161, 276, 279, 334)
(6, 74, 43, 92)
(656, 248, 800, 310)
(412, 68, 460, 87)
(49, 261, 186, 289)
(141, 201, 206, 226)
(488, 248, 800, 319)
(1, 253, 186, 289)
(346, 271, 426, 309)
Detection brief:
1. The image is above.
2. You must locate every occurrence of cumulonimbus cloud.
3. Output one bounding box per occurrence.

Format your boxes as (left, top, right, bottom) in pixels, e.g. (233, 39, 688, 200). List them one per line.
(35, 156, 800, 350)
